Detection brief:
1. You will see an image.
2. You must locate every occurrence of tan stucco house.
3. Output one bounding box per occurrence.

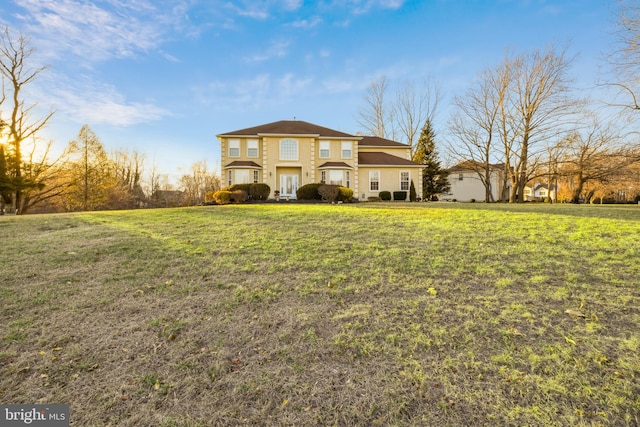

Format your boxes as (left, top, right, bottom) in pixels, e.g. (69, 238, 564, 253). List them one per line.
(216, 120, 423, 200)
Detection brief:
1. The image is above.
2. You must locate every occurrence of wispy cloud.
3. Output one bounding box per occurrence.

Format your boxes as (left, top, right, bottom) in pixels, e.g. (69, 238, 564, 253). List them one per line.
(13, 0, 193, 61)
(331, 0, 405, 14)
(37, 73, 170, 126)
(244, 40, 291, 62)
(290, 16, 322, 29)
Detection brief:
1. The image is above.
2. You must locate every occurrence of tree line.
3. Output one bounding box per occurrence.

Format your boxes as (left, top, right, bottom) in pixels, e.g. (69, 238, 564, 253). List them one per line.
(357, 4, 640, 203)
(0, 29, 220, 215)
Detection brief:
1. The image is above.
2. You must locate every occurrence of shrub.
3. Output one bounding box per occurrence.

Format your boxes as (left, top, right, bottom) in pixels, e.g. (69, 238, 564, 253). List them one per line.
(249, 183, 270, 200)
(297, 183, 323, 200)
(393, 191, 407, 201)
(338, 186, 354, 202)
(224, 183, 252, 194)
(379, 191, 392, 201)
(409, 180, 417, 202)
(213, 190, 232, 205)
(470, 198, 476, 203)
(318, 184, 340, 202)
(204, 191, 217, 203)
(230, 190, 248, 203)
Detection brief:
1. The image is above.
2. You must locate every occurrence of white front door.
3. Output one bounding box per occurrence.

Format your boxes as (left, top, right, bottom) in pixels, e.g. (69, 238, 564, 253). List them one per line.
(280, 174, 299, 198)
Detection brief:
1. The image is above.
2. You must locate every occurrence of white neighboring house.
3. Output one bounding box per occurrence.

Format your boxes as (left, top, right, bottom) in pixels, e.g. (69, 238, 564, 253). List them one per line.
(441, 160, 508, 202)
(524, 183, 557, 201)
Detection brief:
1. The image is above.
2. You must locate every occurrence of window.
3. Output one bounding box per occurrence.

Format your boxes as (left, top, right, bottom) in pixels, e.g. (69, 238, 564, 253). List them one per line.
(253, 170, 259, 183)
(235, 169, 250, 184)
(247, 139, 258, 158)
(280, 139, 298, 160)
(329, 170, 343, 185)
(319, 141, 330, 158)
(341, 141, 352, 158)
(228, 139, 240, 157)
(346, 171, 350, 188)
(320, 170, 326, 184)
(369, 171, 380, 191)
(227, 170, 232, 186)
(458, 173, 464, 181)
(400, 171, 410, 191)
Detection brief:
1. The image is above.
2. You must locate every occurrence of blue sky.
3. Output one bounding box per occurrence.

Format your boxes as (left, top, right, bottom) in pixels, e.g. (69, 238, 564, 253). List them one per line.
(0, 0, 617, 181)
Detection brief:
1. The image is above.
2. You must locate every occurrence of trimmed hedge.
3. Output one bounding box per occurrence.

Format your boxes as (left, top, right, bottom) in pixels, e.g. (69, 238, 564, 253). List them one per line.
(393, 191, 407, 201)
(249, 183, 270, 200)
(318, 184, 340, 202)
(338, 187, 354, 202)
(230, 190, 248, 203)
(380, 191, 392, 201)
(224, 183, 252, 194)
(296, 183, 353, 202)
(296, 183, 323, 200)
(213, 190, 232, 205)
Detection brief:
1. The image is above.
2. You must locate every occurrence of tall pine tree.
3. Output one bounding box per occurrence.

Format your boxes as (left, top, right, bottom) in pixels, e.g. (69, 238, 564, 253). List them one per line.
(412, 119, 450, 200)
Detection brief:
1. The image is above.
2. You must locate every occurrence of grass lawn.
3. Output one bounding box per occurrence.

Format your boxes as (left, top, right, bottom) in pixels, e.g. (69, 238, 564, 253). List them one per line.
(1, 203, 639, 426)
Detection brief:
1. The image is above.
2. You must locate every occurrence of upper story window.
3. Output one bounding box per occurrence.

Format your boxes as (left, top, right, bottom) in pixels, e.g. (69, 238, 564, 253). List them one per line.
(247, 139, 258, 158)
(280, 139, 298, 160)
(228, 139, 240, 157)
(319, 141, 330, 158)
(341, 141, 352, 159)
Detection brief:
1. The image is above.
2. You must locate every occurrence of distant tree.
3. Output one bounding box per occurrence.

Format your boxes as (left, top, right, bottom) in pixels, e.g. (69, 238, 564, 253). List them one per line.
(65, 125, 117, 211)
(179, 160, 221, 205)
(413, 119, 449, 200)
(0, 27, 54, 214)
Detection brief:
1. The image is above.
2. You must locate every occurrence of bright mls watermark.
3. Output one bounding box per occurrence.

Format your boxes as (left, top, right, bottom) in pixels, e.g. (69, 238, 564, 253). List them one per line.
(1, 405, 69, 426)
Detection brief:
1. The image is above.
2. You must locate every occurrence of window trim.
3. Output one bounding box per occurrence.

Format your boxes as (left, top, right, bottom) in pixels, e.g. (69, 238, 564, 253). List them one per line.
(369, 170, 380, 191)
(253, 170, 259, 183)
(280, 138, 298, 161)
(228, 139, 240, 158)
(247, 139, 259, 158)
(341, 141, 352, 159)
(400, 171, 410, 191)
(319, 141, 330, 159)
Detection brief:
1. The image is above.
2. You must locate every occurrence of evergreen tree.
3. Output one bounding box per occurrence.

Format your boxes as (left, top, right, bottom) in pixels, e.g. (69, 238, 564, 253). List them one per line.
(412, 119, 450, 200)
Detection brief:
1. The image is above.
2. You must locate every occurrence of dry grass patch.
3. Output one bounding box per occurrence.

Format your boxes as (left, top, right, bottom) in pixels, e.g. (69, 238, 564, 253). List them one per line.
(1, 203, 639, 426)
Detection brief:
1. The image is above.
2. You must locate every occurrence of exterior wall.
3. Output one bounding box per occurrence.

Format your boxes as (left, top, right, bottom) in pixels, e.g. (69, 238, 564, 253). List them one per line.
(357, 167, 421, 200)
(443, 170, 503, 202)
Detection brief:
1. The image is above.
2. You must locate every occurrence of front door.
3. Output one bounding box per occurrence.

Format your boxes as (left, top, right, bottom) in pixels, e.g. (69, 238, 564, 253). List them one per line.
(280, 174, 299, 198)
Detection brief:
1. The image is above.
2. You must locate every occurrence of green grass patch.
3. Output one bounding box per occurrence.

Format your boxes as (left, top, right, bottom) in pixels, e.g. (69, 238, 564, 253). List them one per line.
(0, 203, 639, 425)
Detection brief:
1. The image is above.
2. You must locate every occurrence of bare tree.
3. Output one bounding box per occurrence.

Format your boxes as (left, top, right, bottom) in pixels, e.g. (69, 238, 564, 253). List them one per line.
(0, 27, 54, 213)
(505, 46, 578, 202)
(179, 160, 221, 205)
(558, 120, 635, 203)
(602, 2, 640, 115)
(449, 66, 507, 202)
(396, 78, 440, 150)
(357, 75, 393, 138)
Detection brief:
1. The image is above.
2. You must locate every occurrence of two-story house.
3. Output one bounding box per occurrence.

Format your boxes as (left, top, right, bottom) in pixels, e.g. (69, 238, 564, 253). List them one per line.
(216, 120, 423, 200)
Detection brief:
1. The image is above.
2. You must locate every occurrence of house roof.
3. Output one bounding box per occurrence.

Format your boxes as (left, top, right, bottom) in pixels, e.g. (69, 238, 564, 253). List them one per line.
(224, 161, 262, 169)
(358, 152, 422, 167)
(317, 162, 354, 169)
(218, 120, 356, 138)
(358, 136, 409, 147)
(448, 160, 505, 173)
